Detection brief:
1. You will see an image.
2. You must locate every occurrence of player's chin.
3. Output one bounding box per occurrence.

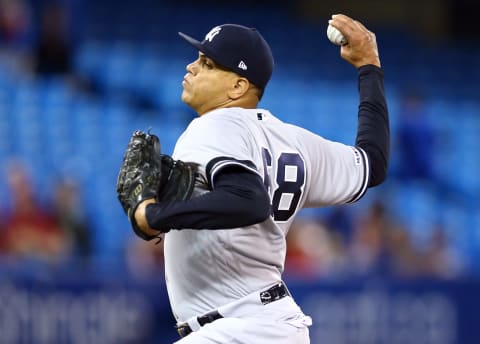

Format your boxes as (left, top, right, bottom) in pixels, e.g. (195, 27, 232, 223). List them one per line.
(180, 89, 189, 103)
(181, 90, 194, 107)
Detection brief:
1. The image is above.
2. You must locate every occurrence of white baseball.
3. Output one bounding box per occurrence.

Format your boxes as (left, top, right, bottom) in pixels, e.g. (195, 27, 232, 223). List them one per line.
(327, 24, 347, 46)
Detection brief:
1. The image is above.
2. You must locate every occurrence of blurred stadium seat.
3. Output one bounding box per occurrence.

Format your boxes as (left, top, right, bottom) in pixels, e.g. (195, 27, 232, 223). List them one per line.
(0, 0, 479, 279)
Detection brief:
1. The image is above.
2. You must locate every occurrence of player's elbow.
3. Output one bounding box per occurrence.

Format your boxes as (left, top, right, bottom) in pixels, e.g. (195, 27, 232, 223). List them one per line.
(236, 186, 271, 224)
(367, 151, 389, 187)
(250, 187, 272, 223)
(369, 169, 387, 187)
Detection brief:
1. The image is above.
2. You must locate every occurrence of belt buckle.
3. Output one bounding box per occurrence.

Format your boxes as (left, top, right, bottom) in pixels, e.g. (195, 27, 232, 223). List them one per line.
(260, 282, 289, 305)
(260, 290, 272, 304)
(176, 324, 192, 338)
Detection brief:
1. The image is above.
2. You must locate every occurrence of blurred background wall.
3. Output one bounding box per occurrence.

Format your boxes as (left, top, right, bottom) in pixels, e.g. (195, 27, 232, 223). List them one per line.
(0, 0, 479, 343)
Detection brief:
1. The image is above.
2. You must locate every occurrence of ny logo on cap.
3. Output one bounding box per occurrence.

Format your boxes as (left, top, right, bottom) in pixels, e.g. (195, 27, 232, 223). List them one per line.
(205, 26, 221, 42)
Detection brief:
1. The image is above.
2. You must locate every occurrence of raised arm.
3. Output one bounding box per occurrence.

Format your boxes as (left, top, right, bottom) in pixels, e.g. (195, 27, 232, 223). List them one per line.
(330, 14, 390, 187)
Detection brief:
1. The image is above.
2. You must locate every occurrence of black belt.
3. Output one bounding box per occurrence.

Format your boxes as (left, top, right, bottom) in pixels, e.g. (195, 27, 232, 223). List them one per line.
(176, 282, 290, 338)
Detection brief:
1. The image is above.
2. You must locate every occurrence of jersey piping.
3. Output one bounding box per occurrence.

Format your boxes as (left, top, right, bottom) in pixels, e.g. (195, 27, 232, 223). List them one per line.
(206, 156, 259, 188)
(346, 146, 370, 203)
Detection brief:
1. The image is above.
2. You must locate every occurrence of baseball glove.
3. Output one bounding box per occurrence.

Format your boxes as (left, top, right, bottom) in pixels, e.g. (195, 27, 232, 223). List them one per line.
(158, 154, 198, 202)
(116, 130, 198, 240)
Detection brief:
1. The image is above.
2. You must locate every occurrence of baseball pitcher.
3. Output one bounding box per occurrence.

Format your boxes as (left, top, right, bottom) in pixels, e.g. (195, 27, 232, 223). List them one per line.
(116, 14, 389, 344)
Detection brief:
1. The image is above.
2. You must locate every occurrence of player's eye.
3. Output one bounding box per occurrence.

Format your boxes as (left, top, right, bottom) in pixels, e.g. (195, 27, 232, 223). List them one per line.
(202, 60, 213, 69)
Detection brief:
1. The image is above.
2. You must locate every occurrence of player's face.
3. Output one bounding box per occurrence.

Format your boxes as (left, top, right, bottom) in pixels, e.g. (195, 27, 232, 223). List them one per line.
(181, 53, 238, 115)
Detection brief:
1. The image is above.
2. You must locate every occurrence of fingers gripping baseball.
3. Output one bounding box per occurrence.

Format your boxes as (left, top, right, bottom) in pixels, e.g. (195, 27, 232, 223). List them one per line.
(329, 14, 381, 68)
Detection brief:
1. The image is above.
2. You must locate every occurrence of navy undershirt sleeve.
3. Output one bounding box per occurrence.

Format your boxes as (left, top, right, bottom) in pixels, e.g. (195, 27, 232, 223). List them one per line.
(355, 64, 390, 187)
(145, 166, 271, 232)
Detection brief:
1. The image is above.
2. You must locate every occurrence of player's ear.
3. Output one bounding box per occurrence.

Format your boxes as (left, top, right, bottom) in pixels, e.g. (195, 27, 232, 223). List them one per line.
(228, 77, 250, 100)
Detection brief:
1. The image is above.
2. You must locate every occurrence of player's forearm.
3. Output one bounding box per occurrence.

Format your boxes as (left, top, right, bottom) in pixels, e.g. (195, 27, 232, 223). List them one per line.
(134, 199, 160, 239)
(355, 64, 390, 187)
(145, 169, 271, 232)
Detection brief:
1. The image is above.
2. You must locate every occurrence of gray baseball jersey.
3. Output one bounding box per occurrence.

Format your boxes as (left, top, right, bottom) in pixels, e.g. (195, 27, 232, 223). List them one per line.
(166, 107, 369, 322)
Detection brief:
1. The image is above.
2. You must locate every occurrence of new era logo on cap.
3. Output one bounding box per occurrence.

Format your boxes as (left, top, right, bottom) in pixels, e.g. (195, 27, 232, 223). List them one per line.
(178, 24, 274, 89)
(238, 61, 247, 70)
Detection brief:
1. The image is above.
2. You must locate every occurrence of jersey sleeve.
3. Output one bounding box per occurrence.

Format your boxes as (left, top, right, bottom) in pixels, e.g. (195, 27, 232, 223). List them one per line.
(300, 128, 369, 207)
(172, 112, 261, 187)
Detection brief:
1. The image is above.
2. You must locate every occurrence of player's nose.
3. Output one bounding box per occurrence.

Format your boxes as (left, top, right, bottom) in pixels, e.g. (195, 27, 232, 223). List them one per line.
(186, 61, 197, 75)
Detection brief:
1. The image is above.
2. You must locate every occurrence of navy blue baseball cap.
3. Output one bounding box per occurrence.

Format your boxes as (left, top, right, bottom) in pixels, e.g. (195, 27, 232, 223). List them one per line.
(179, 24, 274, 89)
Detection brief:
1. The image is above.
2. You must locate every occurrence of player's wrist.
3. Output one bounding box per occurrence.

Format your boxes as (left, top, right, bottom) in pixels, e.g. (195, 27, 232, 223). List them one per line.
(134, 199, 159, 236)
(357, 64, 383, 75)
(354, 56, 381, 69)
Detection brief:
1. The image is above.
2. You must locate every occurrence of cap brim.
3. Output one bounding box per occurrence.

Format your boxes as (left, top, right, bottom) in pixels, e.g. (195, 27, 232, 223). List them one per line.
(178, 32, 206, 53)
(178, 31, 231, 77)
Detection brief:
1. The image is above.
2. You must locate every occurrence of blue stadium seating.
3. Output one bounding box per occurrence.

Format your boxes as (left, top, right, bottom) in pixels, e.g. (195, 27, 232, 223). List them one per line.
(1, 1, 479, 275)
